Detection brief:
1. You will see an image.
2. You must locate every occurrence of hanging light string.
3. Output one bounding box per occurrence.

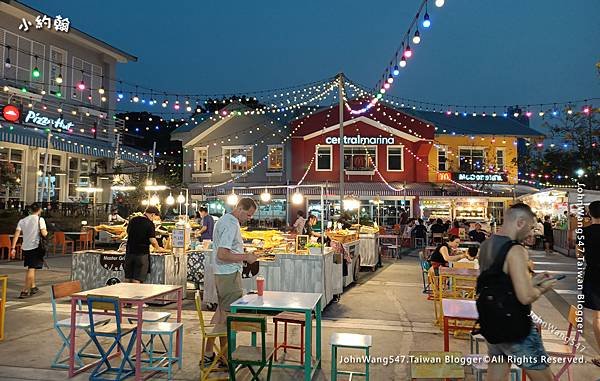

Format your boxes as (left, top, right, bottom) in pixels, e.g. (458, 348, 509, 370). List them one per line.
(346, 79, 599, 119)
(345, 0, 445, 115)
(296, 156, 315, 186)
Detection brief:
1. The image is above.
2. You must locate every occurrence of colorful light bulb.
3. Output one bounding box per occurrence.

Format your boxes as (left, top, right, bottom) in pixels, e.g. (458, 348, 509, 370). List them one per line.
(399, 57, 407, 67)
(392, 65, 400, 76)
(422, 12, 431, 28)
(412, 30, 421, 44)
(32, 67, 40, 78)
(387, 74, 394, 84)
(55, 74, 63, 84)
(404, 44, 412, 58)
(435, 0, 445, 7)
(132, 95, 139, 103)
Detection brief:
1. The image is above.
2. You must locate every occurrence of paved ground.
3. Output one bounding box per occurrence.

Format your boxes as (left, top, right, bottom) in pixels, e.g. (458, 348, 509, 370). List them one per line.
(0, 249, 598, 380)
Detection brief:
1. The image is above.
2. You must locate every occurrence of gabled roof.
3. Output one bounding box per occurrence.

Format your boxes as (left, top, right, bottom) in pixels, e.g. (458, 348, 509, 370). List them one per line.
(1, 0, 137, 62)
(401, 109, 544, 137)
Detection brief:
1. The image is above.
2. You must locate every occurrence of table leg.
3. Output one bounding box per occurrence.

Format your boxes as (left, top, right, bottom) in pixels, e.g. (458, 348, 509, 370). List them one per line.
(135, 302, 143, 381)
(443, 317, 449, 352)
(304, 309, 312, 381)
(68, 297, 77, 377)
(176, 289, 182, 358)
(316, 299, 321, 369)
(230, 306, 237, 348)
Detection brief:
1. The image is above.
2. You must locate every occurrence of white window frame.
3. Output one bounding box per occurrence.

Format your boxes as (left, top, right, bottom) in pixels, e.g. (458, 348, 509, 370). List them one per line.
(496, 148, 505, 171)
(386, 145, 404, 172)
(437, 145, 448, 171)
(267, 144, 284, 172)
(343, 145, 377, 172)
(315, 145, 333, 172)
(222, 145, 253, 173)
(0, 146, 25, 199)
(1, 29, 45, 90)
(193, 146, 209, 173)
(49, 46, 66, 97)
(72, 56, 102, 106)
(458, 146, 486, 172)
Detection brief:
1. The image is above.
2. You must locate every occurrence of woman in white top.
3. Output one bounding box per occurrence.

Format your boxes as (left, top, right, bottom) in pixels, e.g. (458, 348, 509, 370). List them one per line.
(291, 210, 307, 234)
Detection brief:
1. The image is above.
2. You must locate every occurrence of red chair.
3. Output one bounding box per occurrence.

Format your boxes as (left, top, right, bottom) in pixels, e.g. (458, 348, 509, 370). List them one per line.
(74, 232, 88, 251)
(50, 232, 74, 256)
(273, 312, 306, 364)
(0, 234, 21, 260)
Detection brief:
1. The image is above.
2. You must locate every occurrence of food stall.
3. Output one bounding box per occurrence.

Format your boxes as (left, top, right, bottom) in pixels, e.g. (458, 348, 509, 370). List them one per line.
(454, 198, 488, 221)
(419, 199, 452, 220)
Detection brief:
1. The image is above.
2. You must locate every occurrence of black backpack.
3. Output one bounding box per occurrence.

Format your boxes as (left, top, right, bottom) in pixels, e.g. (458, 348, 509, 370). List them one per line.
(476, 240, 532, 344)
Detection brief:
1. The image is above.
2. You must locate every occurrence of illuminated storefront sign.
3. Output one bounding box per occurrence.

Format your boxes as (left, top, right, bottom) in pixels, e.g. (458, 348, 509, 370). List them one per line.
(24, 110, 74, 130)
(2, 105, 20, 122)
(437, 172, 451, 182)
(325, 135, 394, 145)
(453, 172, 507, 183)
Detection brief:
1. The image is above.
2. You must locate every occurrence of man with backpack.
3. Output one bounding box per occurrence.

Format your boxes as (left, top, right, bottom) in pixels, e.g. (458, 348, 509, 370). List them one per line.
(477, 203, 557, 381)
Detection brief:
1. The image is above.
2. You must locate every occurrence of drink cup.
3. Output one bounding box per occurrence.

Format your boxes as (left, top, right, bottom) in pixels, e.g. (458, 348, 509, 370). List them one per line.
(256, 276, 265, 296)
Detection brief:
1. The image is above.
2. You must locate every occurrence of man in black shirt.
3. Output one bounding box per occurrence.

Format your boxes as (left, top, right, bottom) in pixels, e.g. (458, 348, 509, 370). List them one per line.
(125, 206, 169, 283)
(468, 223, 487, 243)
(430, 218, 446, 234)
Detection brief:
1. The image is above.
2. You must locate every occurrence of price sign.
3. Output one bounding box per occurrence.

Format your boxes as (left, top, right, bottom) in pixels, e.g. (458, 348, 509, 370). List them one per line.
(172, 229, 185, 248)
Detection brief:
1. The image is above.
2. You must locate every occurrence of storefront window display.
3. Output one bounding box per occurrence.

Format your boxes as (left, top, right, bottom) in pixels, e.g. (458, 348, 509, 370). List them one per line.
(454, 199, 487, 221)
(256, 199, 286, 228)
(0, 147, 23, 200)
(37, 153, 62, 202)
(420, 199, 452, 221)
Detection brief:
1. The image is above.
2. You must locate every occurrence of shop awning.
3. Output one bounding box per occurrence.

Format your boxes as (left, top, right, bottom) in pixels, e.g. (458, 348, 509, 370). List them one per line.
(0, 123, 152, 165)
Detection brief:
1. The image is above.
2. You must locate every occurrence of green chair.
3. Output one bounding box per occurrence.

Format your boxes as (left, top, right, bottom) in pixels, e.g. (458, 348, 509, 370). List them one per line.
(331, 332, 372, 381)
(226, 314, 274, 381)
(136, 321, 184, 380)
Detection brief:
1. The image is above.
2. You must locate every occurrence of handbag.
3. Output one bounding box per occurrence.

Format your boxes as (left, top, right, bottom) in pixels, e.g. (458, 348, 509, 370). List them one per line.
(37, 216, 48, 253)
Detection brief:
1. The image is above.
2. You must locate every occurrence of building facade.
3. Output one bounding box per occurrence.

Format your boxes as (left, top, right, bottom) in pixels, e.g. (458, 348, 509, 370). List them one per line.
(0, 0, 151, 206)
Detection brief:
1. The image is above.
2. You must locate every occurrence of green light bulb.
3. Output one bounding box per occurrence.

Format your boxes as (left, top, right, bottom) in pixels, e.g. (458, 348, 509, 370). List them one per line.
(56, 91, 62, 98)
(32, 67, 40, 78)
(21, 87, 27, 93)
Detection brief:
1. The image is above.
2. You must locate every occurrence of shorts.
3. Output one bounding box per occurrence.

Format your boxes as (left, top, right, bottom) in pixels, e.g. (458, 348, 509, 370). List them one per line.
(124, 254, 149, 282)
(487, 324, 549, 371)
(23, 247, 44, 269)
(544, 236, 554, 245)
(215, 271, 243, 312)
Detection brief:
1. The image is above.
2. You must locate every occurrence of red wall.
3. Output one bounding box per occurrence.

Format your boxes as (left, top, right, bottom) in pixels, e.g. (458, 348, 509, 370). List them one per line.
(291, 120, 432, 183)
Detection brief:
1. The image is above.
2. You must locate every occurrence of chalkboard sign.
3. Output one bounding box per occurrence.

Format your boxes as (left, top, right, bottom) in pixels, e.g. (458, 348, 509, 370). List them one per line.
(172, 229, 185, 248)
(99, 253, 125, 271)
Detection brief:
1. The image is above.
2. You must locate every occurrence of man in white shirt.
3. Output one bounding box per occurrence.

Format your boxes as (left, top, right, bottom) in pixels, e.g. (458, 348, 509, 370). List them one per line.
(10, 204, 48, 298)
(108, 208, 126, 224)
(202, 197, 258, 366)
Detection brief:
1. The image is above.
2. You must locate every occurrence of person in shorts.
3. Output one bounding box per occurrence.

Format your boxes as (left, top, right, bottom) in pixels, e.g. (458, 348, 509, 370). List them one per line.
(480, 203, 557, 380)
(202, 197, 258, 366)
(124, 206, 169, 283)
(10, 203, 48, 298)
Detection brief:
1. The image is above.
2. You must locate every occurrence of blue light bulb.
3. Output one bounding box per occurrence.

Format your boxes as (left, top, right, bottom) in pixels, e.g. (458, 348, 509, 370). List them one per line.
(503, 112, 508, 117)
(393, 65, 399, 76)
(552, 110, 558, 116)
(422, 13, 431, 28)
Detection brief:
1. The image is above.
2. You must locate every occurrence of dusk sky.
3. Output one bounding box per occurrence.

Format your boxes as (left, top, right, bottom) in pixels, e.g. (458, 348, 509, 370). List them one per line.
(22, 0, 600, 117)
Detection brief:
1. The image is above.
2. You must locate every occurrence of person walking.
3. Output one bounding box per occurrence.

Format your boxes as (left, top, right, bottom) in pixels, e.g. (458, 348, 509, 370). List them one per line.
(543, 215, 554, 255)
(124, 206, 169, 283)
(10, 203, 48, 299)
(203, 197, 258, 365)
(582, 201, 600, 367)
(198, 206, 215, 241)
(478, 203, 557, 381)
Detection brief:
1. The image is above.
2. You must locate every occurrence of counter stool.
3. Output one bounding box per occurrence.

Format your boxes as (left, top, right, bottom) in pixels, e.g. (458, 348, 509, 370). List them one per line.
(331, 332, 372, 381)
(273, 312, 306, 364)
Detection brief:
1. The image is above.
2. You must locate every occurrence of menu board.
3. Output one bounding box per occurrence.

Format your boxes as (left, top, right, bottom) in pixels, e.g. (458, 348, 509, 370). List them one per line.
(172, 229, 185, 248)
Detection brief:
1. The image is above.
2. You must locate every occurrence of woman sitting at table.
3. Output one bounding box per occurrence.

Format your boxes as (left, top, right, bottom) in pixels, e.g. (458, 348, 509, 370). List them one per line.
(428, 235, 468, 275)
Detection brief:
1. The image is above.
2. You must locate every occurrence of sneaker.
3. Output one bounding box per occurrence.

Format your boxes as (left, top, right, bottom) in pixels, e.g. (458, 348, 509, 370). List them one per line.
(200, 352, 215, 367)
(18, 290, 31, 299)
(30, 287, 39, 294)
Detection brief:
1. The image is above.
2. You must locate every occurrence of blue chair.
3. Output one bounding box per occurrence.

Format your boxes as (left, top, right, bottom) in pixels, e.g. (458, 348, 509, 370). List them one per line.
(50, 281, 111, 370)
(86, 295, 138, 381)
(127, 310, 171, 364)
(137, 322, 184, 380)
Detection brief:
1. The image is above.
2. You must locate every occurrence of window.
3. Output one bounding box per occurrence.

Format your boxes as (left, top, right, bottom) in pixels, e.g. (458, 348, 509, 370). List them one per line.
(2, 30, 45, 90)
(459, 148, 485, 172)
(267, 145, 283, 171)
(344, 146, 376, 171)
(49, 46, 66, 97)
(0, 147, 24, 199)
(223, 147, 253, 172)
(387, 146, 404, 171)
(193, 147, 209, 172)
(316, 146, 332, 171)
(38, 153, 63, 202)
(496, 149, 505, 171)
(437, 146, 447, 171)
(72, 57, 103, 106)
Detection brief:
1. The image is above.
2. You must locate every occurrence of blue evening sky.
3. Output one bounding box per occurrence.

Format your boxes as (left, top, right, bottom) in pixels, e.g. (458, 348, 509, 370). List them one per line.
(21, 0, 600, 117)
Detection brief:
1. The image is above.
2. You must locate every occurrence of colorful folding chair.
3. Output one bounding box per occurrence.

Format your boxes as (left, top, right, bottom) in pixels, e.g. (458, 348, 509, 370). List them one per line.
(227, 314, 274, 381)
(86, 295, 138, 381)
(50, 281, 111, 369)
(195, 290, 228, 380)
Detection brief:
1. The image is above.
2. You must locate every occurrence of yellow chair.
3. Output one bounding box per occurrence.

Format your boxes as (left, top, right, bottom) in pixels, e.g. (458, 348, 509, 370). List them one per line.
(452, 262, 476, 269)
(410, 351, 464, 380)
(0, 275, 7, 341)
(195, 291, 228, 381)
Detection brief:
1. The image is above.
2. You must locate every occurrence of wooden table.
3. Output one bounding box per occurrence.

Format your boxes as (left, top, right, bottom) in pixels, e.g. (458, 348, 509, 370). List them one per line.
(68, 283, 183, 380)
(230, 291, 322, 381)
(442, 299, 478, 351)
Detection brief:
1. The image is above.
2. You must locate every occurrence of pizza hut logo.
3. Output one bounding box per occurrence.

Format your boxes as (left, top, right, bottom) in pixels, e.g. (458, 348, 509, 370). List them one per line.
(2, 105, 20, 123)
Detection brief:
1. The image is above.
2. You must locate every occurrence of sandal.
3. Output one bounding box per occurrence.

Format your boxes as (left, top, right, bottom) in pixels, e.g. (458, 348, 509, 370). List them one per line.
(30, 287, 39, 294)
(18, 290, 31, 299)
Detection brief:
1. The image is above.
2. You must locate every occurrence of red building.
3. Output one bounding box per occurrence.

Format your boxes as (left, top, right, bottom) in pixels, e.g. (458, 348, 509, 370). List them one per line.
(291, 102, 435, 184)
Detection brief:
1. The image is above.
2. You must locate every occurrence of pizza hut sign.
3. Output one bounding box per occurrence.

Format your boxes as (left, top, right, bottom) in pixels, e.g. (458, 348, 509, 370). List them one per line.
(24, 110, 75, 130)
(453, 172, 507, 183)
